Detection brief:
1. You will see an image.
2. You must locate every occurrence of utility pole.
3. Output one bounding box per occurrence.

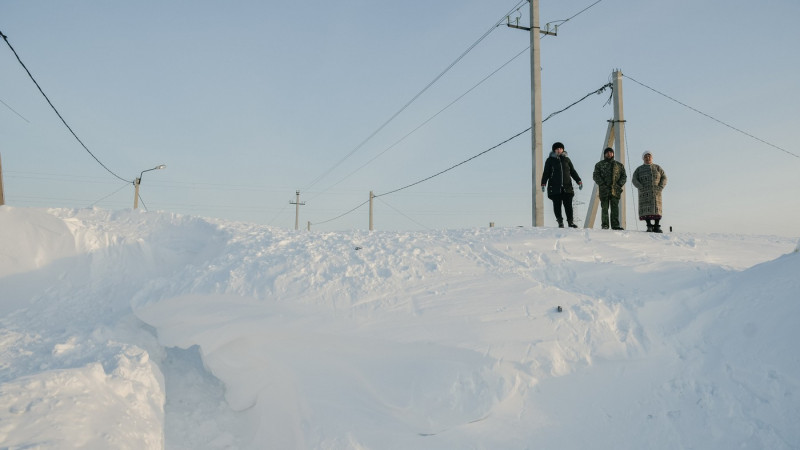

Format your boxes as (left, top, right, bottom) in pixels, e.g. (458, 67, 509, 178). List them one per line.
(369, 191, 374, 231)
(584, 70, 627, 229)
(612, 70, 627, 228)
(0, 152, 5, 206)
(530, 0, 544, 227)
(509, 1, 556, 226)
(290, 190, 305, 230)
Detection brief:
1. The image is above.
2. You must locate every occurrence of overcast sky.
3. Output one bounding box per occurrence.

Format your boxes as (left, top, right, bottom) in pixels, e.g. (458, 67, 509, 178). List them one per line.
(2, 0, 798, 235)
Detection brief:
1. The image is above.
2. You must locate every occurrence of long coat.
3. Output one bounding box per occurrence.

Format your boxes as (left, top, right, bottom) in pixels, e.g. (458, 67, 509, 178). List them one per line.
(592, 158, 627, 199)
(632, 163, 667, 217)
(541, 151, 582, 200)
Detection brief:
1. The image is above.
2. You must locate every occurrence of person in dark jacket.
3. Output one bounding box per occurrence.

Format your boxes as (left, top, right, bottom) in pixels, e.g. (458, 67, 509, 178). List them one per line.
(632, 150, 668, 232)
(540, 142, 583, 228)
(592, 147, 627, 230)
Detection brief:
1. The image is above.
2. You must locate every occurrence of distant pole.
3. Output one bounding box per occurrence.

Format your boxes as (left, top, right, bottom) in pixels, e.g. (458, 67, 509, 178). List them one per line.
(611, 70, 627, 229)
(133, 178, 141, 209)
(530, 0, 544, 227)
(0, 152, 5, 206)
(369, 191, 374, 231)
(133, 164, 166, 209)
(290, 190, 305, 230)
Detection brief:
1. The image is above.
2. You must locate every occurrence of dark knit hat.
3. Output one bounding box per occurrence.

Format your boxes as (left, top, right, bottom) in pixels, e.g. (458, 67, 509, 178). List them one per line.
(604, 147, 614, 155)
(552, 142, 564, 152)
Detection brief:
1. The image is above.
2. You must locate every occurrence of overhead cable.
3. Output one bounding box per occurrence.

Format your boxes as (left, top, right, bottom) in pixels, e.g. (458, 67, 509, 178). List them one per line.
(312, 45, 531, 200)
(0, 29, 131, 182)
(624, 74, 798, 159)
(302, 0, 527, 192)
(312, 82, 613, 225)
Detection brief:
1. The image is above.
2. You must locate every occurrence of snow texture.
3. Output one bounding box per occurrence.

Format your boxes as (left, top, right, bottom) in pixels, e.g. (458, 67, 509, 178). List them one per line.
(1, 206, 798, 449)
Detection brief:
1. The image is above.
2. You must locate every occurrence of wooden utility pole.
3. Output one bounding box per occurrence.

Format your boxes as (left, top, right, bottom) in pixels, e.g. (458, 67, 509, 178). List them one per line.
(290, 190, 305, 230)
(0, 152, 5, 206)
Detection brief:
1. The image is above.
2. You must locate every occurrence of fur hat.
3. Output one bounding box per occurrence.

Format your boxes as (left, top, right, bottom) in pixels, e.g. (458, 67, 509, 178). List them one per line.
(552, 142, 565, 152)
(642, 150, 653, 159)
(604, 147, 614, 155)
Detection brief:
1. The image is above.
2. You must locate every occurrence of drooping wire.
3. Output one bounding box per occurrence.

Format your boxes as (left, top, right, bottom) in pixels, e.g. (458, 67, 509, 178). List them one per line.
(312, 198, 371, 226)
(136, 193, 150, 211)
(89, 182, 130, 207)
(310, 45, 531, 202)
(0, 97, 30, 123)
(376, 197, 433, 230)
(0, 29, 132, 182)
(545, 0, 604, 29)
(312, 82, 613, 225)
(623, 74, 798, 159)
(623, 124, 639, 231)
(301, 0, 527, 193)
(376, 127, 530, 198)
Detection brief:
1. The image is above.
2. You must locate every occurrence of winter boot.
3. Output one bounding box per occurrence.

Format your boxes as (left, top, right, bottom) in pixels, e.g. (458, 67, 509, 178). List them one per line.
(568, 222, 578, 228)
(557, 221, 565, 228)
(646, 224, 653, 232)
(653, 224, 663, 233)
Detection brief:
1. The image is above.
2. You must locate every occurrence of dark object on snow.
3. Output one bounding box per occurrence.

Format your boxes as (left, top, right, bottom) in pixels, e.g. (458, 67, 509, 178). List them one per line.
(354, 246, 363, 250)
(557, 306, 563, 313)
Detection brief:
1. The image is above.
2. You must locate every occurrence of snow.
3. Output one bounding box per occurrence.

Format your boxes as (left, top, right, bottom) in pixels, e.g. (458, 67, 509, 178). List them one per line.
(1, 206, 798, 449)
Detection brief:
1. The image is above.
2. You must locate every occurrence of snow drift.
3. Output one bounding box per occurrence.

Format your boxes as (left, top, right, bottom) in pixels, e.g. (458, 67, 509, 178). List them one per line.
(0, 206, 798, 449)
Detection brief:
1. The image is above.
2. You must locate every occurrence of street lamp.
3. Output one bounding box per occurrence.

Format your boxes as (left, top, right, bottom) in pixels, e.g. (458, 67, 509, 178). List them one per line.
(133, 164, 166, 209)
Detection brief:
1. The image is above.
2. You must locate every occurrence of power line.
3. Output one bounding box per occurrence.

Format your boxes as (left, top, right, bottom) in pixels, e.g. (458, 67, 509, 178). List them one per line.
(0, 29, 132, 182)
(377, 82, 612, 197)
(0, 97, 30, 123)
(375, 197, 433, 230)
(302, 0, 527, 193)
(312, 82, 613, 225)
(89, 182, 130, 207)
(306, 0, 608, 204)
(623, 74, 798, 159)
(311, 45, 531, 202)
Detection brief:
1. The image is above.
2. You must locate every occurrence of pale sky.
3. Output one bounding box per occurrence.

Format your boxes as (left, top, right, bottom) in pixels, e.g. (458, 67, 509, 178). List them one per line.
(2, 0, 798, 236)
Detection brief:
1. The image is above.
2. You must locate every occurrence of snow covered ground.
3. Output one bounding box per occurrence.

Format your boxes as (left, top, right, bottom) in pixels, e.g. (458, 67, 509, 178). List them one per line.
(1, 206, 798, 449)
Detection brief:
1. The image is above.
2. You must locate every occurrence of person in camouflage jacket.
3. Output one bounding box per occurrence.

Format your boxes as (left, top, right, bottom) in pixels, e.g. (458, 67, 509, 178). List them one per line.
(592, 147, 627, 230)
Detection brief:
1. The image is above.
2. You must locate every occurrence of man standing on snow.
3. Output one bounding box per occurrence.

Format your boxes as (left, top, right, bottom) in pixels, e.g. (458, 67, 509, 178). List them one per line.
(541, 142, 583, 228)
(592, 147, 627, 230)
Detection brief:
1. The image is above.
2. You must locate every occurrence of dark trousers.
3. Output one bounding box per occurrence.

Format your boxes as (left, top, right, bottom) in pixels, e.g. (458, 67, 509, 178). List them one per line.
(551, 194, 574, 224)
(600, 196, 620, 229)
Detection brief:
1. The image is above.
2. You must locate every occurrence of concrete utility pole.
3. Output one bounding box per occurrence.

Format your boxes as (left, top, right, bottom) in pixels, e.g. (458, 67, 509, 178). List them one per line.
(584, 70, 627, 229)
(133, 164, 166, 209)
(290, 190, 305, 230)
(612, 70, 627, 227)
(529, 0, 545, 227)
(0, 152, 5, 206)
(509, 1, 556, 226)
(368, 191, 375, 231)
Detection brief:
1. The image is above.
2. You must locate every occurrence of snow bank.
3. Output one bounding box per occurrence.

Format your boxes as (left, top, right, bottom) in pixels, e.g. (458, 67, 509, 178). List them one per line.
(1, 207, 798, 449)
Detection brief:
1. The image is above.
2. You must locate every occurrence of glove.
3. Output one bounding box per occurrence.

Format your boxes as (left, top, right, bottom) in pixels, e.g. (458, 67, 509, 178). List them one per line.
(541, 185, 546, 192)
(578, 182, 583, 190)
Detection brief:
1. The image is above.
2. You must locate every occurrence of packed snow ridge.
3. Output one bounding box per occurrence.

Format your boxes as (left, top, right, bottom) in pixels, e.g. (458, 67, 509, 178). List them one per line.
(1, 207, 798, 449)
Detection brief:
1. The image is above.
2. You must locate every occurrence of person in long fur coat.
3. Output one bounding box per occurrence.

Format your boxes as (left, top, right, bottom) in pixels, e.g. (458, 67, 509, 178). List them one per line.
(632, 150, 668, 232)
